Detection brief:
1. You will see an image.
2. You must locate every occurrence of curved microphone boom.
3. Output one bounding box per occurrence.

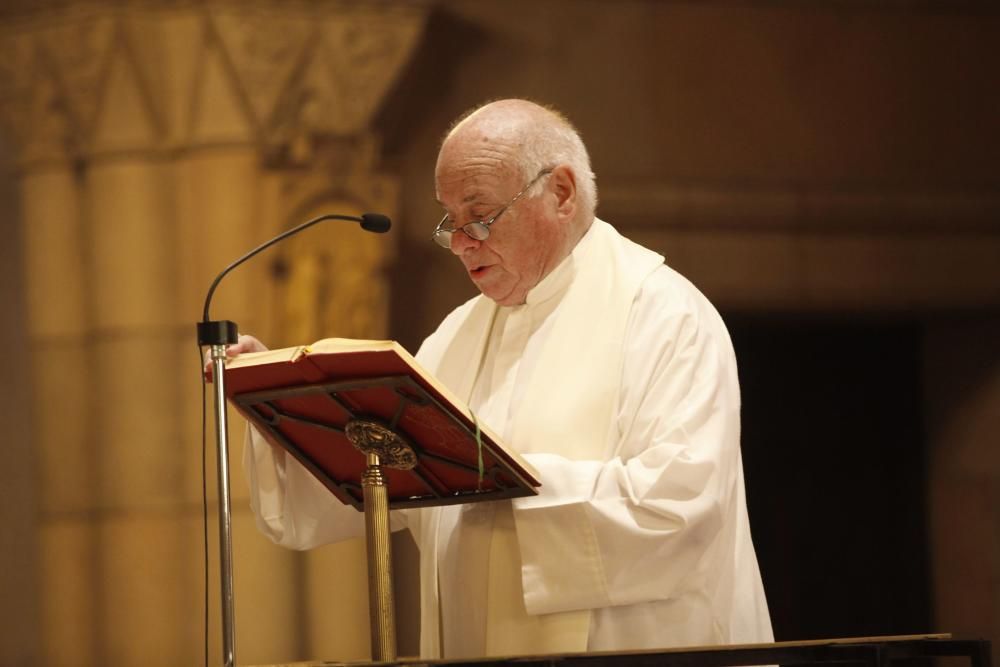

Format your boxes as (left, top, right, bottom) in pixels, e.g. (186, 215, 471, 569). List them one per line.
(197, 212, 391, 345)
(195, 210, 390, 667)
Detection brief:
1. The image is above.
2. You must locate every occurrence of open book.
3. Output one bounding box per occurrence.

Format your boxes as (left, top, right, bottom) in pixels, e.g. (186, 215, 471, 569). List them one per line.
(223, 338, 540, 510)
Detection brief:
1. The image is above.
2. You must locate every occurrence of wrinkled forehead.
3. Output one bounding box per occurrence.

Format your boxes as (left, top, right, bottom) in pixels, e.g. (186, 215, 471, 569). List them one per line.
(435, 131, 521, 204)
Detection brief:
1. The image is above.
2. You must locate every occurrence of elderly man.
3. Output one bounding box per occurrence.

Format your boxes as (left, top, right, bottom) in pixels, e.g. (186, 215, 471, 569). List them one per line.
(239, 99, 772, 658)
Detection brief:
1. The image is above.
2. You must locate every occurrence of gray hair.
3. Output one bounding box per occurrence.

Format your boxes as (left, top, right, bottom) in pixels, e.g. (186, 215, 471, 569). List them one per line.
(517, 107, 598, 221)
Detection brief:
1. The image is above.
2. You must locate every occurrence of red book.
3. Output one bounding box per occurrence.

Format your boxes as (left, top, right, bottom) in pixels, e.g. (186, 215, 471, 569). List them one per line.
(223, 338, 540, 510)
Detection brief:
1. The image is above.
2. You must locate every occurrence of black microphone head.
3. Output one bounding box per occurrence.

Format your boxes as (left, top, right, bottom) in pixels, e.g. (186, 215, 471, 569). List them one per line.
(360, 213, 392, 233)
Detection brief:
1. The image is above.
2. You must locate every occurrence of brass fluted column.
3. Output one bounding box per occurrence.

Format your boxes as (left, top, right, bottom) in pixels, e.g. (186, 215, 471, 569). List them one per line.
(362, 452, 397, 662)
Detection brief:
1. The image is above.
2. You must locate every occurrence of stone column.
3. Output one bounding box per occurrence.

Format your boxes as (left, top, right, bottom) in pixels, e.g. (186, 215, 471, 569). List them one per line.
(24, 148, 98, 667)
(0, 3, 424, 665)
(0, 18, 99, 664)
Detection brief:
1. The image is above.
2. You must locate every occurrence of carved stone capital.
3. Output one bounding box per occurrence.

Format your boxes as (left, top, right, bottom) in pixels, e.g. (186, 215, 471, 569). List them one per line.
(0, 2, 427, 165)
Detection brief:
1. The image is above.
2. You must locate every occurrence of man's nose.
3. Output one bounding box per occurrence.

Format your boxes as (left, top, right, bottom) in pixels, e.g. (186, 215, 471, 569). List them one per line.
(450, 229, 479, 255)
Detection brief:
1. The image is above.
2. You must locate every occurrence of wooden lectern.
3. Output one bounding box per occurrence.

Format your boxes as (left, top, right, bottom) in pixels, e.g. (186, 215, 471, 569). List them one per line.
(243, 634, 992, 667)
(223, 338, 541, 662)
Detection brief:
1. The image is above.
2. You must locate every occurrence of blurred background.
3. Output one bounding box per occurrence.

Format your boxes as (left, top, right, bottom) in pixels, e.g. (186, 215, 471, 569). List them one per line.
(0, 1, 997, 665)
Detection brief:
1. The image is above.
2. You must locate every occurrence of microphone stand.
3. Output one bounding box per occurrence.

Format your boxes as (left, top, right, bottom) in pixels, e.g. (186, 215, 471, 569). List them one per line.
(198, 321, 238, 667)
(196, 213, 390, 667)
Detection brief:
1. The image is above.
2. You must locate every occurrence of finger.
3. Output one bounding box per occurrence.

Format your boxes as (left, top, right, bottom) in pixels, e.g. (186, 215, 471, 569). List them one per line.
(226, 334, 260, 356)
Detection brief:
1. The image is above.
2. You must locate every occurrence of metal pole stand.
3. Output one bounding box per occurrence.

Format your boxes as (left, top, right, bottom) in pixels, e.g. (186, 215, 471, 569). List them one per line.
(197, 320, 239, 667)
(209, 344, 237, 667)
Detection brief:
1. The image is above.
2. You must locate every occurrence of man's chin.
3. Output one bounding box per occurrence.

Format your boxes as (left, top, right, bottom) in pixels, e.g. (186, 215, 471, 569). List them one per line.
(479, 285, 527, 307)
(471, 273, 526, 305)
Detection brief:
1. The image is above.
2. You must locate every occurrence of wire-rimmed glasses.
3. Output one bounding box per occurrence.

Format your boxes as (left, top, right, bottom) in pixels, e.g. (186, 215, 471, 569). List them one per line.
(431, 168, 553, 249)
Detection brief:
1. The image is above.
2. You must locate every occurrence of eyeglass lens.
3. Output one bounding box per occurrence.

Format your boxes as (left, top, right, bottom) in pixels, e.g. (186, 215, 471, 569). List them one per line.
(433, 220, 490, 248)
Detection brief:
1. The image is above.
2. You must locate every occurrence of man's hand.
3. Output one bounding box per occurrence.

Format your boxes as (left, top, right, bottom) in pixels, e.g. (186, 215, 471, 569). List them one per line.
(203, 334, 269, 377)
(224, 334, 269, 357)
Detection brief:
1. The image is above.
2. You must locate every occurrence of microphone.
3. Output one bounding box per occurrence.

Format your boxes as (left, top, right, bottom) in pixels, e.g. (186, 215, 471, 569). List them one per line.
(197, 212, 392, 345)
(360, 212, 391, 233)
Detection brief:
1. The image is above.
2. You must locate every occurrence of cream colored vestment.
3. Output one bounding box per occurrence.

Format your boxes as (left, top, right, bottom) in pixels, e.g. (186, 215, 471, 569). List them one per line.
(244, 219, 773, 658)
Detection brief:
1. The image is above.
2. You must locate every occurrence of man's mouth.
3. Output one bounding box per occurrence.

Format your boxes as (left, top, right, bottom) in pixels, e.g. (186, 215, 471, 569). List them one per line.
(468, 264, 490, 279)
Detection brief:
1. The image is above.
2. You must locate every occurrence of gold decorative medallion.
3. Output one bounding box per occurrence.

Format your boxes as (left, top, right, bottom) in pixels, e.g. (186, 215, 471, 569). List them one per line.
(344, 419, 417, 470)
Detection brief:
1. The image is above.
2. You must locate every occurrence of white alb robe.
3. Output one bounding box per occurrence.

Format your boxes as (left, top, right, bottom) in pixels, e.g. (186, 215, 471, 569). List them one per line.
(244, 219, 773, 658)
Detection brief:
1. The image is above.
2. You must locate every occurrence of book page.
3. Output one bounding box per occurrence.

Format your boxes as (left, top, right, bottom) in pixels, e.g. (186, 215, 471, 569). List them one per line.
(222, 344, 308, 368)
(306, 337, 398, 354)
(223, 339, 398, 369)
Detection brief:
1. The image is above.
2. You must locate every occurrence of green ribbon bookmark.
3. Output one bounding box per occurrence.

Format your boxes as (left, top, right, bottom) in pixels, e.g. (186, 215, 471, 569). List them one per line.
(470, 410, 485, 490)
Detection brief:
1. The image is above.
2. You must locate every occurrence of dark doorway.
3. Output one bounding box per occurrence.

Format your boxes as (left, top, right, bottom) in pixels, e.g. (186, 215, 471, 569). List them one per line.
(728, 315, 931, 640)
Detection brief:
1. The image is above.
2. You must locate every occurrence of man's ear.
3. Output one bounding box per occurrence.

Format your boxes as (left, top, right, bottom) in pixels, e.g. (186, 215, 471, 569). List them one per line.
(550, 165, 577, 223)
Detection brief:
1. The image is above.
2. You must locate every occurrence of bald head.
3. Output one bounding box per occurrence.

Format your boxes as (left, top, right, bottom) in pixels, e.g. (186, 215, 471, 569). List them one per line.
(438, 99, 598, 226)
(433, 100, 598, 305)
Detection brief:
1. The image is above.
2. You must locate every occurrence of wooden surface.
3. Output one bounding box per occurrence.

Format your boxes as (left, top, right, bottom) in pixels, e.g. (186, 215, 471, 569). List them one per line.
(243, 633, 995, 667)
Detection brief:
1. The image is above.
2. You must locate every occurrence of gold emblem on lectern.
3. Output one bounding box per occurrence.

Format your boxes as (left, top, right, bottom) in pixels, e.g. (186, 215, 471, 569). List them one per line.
(344, 419, 418, 470)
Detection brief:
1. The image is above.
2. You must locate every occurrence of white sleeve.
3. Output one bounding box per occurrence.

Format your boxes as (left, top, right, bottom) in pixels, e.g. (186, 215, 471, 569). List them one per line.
(511, 269, 743, 615)
(240, 308, 468, 552)
(243, 426, 366, 549)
